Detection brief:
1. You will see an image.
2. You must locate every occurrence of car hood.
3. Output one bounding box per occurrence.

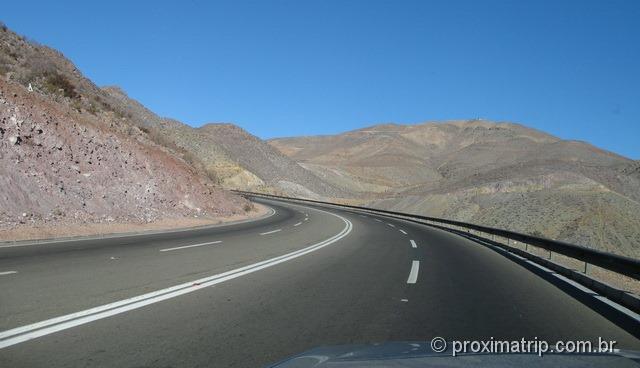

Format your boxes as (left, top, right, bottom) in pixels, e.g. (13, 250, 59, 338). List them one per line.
(268, 341, 640, 368)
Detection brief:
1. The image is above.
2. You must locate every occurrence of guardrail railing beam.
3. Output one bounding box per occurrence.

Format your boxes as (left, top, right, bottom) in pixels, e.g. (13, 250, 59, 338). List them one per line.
(235, 190, 640, 282)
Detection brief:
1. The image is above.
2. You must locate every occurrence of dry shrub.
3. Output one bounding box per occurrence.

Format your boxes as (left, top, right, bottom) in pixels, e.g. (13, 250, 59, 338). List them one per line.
(44, 73, 78, 98)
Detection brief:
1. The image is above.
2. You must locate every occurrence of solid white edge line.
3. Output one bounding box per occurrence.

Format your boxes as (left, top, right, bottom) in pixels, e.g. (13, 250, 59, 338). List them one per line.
(410, 239, 417, 248)
(159, 241, 221, 252)
(399, 229, 407, 235)
(0, 208, 352, 349)
(0, 271, 17, 275)
(259, 229, 282, 235)
(471, 236, 640, 324)
(407, 260, 420, 284)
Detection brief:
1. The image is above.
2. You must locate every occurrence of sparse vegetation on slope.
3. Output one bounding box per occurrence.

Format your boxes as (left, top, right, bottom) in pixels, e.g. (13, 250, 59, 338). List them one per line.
(0, 24, 252, 238)
(270, 121, 640, 258)
(102, 86, 349, 199)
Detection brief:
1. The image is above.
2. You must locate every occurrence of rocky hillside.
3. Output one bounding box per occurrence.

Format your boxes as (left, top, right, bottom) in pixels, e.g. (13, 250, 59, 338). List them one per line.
(3, 22, 637, 258)
(102, 87, 348, 199)
(270, 121, 640, 258)
(0, 25, 251, 234)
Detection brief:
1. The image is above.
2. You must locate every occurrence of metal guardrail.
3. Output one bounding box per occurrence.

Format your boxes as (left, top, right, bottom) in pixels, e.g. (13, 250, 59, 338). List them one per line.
(234, 190, 640, 282)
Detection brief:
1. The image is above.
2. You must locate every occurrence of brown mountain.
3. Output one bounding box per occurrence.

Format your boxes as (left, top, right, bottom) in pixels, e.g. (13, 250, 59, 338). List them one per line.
(102, 87, 348, 200)
(270, 121, 640, 258)
(0, 25, 252, 238)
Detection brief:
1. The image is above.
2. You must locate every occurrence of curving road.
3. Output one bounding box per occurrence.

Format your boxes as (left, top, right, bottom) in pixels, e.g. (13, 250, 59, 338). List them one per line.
(0, 197, 638, 367)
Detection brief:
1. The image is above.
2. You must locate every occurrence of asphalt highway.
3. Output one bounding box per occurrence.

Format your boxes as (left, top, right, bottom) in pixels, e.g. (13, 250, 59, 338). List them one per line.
(0, 197, 638, 367)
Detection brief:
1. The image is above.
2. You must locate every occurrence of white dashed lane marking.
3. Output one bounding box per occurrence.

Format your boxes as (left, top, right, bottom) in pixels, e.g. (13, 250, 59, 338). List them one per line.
(407, 261, 420, 284)
(260, 229, 282, 235)
(160, 241, 222, 252)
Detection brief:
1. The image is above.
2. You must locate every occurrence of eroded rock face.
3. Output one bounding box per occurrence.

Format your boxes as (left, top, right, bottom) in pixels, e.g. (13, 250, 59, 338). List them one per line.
(0, 78, 248, 229)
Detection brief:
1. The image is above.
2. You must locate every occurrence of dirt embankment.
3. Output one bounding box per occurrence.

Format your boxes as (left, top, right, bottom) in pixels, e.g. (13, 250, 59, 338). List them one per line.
(0, 203, 270, 242)
(0, 77, 253, 239)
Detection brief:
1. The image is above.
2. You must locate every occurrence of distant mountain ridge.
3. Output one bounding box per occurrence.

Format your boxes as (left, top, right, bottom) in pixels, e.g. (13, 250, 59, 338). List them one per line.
(269, 121, 640, 258)
(102, 87, 348, 199)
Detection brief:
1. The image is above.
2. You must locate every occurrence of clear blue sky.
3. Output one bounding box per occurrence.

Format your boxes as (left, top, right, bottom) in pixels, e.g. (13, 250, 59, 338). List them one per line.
(3, 0, 639, 158)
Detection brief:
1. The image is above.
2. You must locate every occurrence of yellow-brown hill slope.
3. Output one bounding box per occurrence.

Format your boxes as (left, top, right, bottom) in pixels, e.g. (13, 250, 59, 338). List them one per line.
(270, 121, 640, 258)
